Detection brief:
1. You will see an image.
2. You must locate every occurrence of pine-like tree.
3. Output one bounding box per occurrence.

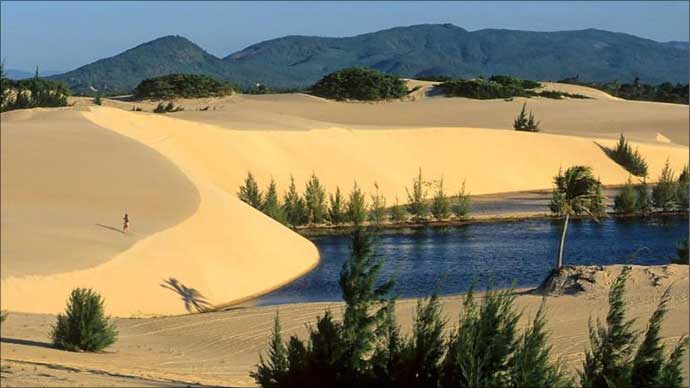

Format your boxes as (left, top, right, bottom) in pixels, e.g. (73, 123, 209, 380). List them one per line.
(328, 187, 346, 226)
(614, 177, 637, 214)
(631, 288, 671, 388)
(339, 229, 395, 375)
(262, 178, 285, 223)
(406, 288, 446, 387)
(390, 197, 407, 223)
(251, 312, 288, 387)
(304, 173, 327, 225)
(51, 288, 118, 352)
(430, 178, 451, 221)
(636, 181, 652, 214)
(510, 300, 570, 388)
(608, 134, 649, 177)
(452, 180, 472, 219)
(347, 182, 368, 225)
(369, 182, 387, 225)
(406, 168, 429, 222)
(652, 160, 677, 211)
(579, 266, 638, 388)
(675, 165, 688, 211)
(283, 175, 307, 227)
(513, 102, 540, 132)
(657, 336, 688, 388)
(238, 171, 263, 209)
(371, 300, 407, 388)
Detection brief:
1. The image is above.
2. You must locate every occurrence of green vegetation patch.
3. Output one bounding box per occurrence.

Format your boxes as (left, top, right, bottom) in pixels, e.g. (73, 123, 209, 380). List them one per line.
(435, 75, 588, 100)
(310, 67, 409, 101)
(133, 73, 233, 100)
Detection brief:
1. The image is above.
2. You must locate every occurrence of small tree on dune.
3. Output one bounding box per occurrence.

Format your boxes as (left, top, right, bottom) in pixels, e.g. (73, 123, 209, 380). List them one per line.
(51, 288, 118, 352)
(262, 178, 285, 224)
(675, 165, 688, 211)
(406, 168, 429, 222)
(614, 177, 638, 214)
(636, 180, 652, 214)
(252, 312, 288, 387)
(328, 186, 347, 226)
(513, 102, 540, 132)
(304, 173, 327, 225)
(347, 181, 368, 226)
(652, 159, 677, 211)
(369, 182, 387, 225)
(283, 175, 308, 227)
(607, 134, 648, 177)
(430, 178, 451, 221)
(549, 166, 606, 270)
(452, 180, 471, 219)
(238, 171, 263, 209)
(390, 197, 407, 223)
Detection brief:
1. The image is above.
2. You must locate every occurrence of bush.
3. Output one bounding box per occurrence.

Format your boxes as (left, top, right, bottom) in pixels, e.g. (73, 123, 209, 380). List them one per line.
(51, 288, 118, 352)
(347, 182, 368, 225)
(310, 67, 408, 101)
(614, 178, 638, 214)
(304, 173, 327, 225)
(328, 187, 347, 226)
(652, 160, 677, 211)
(406, 168, 429, 222)
(452, 180, 471, 219)
(0, 310, 7, 324)
(674, 239, 688, 265)
(238, 171, 263, 209)
(437, 78, 529, 100)
(93, 94, 102, 105)
(133, 73, 233, 100)
(636, 181, 652, 214)
(283, 176, 308, 227)
(606, 134, 648, 177)
(513, 102, 540, 132)
(153, 101, 184, 113)
(430, 178, 451, 221)
(489, 74, 541, 90)
(580, 267, 688, 388)
(1, 65, 70, 112)
(368, 183, 387, 224)
(676, 165, 688, 211)
(390, 197, 407, 223)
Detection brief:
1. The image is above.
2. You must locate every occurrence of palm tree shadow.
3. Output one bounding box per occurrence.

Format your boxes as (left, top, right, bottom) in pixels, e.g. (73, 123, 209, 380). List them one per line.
(95, 223, 124, 234)
(160, 278, 213, 313)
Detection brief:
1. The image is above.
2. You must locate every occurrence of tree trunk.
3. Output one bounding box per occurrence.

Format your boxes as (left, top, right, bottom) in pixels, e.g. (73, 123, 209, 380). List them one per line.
(557, 213, 569, 270)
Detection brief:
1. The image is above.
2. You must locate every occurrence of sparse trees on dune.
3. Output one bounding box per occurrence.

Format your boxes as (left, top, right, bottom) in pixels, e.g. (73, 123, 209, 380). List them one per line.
(51, 288, 118, 352)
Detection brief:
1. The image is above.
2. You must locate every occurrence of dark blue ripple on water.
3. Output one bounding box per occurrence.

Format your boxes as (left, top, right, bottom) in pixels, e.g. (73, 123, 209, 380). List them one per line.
(256, 216, 688, 306)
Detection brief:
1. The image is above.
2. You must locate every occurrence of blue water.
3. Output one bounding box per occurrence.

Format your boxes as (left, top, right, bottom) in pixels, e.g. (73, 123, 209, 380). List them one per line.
(256, 216, 688, 306)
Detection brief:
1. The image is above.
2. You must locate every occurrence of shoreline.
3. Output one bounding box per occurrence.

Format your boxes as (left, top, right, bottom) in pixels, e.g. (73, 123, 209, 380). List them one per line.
(295, 210, 689, 237)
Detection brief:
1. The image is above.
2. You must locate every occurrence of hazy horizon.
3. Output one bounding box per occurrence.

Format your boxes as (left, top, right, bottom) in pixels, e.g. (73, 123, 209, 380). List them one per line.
(1, 1, 688, 72)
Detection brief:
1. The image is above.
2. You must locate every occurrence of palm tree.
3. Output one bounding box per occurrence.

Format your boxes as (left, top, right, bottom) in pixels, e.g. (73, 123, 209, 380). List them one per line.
(549, 166, 606, 270)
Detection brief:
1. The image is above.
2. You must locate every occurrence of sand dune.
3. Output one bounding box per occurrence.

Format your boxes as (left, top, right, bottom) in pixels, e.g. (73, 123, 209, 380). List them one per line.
(1, 95, 688, 316)
(1, 265, 687, 387)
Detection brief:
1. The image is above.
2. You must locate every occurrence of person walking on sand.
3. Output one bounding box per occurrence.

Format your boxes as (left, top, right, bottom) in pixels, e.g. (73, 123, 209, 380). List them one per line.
(123, 213, 130, 233)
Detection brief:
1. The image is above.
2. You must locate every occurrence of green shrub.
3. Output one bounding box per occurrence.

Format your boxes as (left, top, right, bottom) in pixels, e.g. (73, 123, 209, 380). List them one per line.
(614, 178, 638, 214)
(283, 176, 308, 227)
(513, 102, 540, 132)
(133, 73, 233, 100)
(580, 267, 688, 388)
(310, 67, 408, 101)
(406, 168, 429, 222)
(676, 165, 688, 211)
(347, 182, 368, 225)
(390, 197, 408, 223)
(606, 134, 648, 177)
(430, 178, 451, 221)
(93, 94, 102, 105)
(262, 178, 285, 224)
(489, 74, 541, 90)
(636, 181, 652, 214)
(652, 160, 677, 211)
(51, 288, 118, 352)
(304, 173, 327, 225)
(328, 187, 347, 226)
(0, 310, 7, 324)
(452, 180, 471, 219)
(1, 65, 70, 112)
(368, 183, 387, 224)
(153, 101, 184, 113)
(437, 78, 529, 100)
(238, 171, 263, 209)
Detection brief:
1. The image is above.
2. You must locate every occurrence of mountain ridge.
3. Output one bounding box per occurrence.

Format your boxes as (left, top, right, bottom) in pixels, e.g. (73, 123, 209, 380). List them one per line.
(48, 23, 689, 94)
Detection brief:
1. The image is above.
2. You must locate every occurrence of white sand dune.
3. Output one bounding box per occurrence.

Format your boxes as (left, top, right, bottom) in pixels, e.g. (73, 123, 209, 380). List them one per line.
(1, 88, 688, 317)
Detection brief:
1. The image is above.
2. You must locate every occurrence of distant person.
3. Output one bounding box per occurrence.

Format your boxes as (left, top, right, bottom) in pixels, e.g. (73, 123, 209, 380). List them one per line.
(123, 213, 130, 233)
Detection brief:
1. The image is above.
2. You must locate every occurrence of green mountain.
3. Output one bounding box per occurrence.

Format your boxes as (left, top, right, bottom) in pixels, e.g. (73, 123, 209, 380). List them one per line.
(52, 35, 226, 94)
(51, 24, 688, 95)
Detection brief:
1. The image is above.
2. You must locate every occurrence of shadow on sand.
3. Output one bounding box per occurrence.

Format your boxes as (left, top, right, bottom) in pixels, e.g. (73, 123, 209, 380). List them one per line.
(1, 337, 54, 349)
(160, 278, 212, 313)
(95, 223, 124, 234)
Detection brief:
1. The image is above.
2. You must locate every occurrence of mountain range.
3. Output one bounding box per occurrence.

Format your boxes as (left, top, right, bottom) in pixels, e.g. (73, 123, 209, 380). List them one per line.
(45, 24, 688, 95)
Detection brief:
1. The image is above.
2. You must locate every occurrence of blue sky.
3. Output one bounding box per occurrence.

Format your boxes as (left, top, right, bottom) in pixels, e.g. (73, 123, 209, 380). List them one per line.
(1, 1, 688, 71)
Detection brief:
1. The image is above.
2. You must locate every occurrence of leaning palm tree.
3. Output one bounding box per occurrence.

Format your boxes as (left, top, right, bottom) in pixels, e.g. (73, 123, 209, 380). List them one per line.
(549, 166, 606, 270)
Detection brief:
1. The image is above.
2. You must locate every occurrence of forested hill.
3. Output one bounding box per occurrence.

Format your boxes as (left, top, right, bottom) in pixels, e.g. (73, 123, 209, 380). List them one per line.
(49, 24, 688, 95)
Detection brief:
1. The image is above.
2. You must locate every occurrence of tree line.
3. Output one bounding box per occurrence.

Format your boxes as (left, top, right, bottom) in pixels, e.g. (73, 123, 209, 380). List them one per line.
(237, 169, 471, 228)
(614, 161, 689, 215)
(252, 229, 688, 388)
(558, 76, 689, 105)
(1, 64, 70, 112)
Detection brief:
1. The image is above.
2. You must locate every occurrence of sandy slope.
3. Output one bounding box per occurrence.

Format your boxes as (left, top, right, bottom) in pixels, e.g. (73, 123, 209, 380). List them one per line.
(1, 93, 688, 317)
(0, 108, 319, 317)
(1, 265, 687, 387)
